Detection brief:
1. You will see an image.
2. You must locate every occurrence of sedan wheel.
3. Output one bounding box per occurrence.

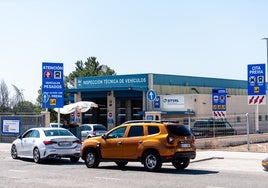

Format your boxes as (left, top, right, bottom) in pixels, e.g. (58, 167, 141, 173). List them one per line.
(143, 151, 162, 172)
(85, 150, 99, 168)
(11, 144, 18, 159)
(33, 147, 42, 163)
(172, 158, 190, 169)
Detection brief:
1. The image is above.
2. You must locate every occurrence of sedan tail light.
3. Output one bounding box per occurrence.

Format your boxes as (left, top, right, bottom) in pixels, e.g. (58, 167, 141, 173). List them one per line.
(43, 140, 57, 145)
(73, 140, 82, 144)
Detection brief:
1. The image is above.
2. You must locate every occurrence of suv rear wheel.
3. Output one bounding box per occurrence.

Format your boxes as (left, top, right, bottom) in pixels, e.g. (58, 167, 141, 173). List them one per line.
(172, 158, 190, 169)
(143, 151, 162, 172)
(84, 149, 100, 168)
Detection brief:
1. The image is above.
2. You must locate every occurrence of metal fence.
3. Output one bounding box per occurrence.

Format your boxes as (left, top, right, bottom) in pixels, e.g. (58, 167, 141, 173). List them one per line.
(0, 114, 46, 143)
(184, 113, 268, 138)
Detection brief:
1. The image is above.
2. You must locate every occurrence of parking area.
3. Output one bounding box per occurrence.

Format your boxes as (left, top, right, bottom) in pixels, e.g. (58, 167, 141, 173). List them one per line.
(1, 142, 267, 188)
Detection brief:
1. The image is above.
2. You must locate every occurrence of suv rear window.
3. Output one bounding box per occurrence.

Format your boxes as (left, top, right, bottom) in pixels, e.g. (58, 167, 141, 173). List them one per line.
(166, 125, 191, 136)
(148, 126, 160, 135)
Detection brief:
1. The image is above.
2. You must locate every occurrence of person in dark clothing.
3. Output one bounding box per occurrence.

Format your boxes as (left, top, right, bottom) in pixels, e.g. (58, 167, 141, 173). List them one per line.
(69, 121, 81, 140)
(62, 119, 70, 130)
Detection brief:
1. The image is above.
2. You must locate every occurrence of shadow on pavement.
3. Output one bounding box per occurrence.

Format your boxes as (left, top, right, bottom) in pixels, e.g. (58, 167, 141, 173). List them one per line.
(97, 164, 219, 175)
(13, 157, 84, 166)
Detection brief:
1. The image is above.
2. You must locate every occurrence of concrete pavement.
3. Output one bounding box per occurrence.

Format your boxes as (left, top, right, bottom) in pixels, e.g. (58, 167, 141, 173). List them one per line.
(1, 142, 267, 174)
(191, 150, 267, 173)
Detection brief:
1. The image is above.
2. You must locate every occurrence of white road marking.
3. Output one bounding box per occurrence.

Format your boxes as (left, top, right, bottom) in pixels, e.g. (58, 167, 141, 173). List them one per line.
(8, 169, 27, 173)
(95, 177, 121, 181)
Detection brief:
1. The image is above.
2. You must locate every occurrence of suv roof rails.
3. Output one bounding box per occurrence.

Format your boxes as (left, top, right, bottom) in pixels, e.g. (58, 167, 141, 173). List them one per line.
(123, 120, 161, 124)
(123, 120, 180, 124)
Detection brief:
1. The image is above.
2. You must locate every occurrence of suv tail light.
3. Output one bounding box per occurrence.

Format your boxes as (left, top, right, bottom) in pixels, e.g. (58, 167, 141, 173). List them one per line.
(167, 135, 175, 144)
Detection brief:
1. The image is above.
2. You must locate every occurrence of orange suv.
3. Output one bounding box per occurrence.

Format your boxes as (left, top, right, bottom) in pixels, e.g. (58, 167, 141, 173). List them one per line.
(80, 120, 196, 171)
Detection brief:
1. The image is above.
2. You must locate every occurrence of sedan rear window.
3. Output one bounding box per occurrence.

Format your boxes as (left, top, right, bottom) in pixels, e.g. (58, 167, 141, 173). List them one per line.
(166, 125, 192, 136)
(44, 129, 73, 137)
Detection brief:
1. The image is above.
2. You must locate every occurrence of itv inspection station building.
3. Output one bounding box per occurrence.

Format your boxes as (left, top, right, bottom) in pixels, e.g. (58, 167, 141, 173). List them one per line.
(42, 62, 267, 129)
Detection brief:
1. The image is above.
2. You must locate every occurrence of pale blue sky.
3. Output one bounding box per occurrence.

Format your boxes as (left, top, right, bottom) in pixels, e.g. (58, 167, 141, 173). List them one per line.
(1, 0, 268, 102)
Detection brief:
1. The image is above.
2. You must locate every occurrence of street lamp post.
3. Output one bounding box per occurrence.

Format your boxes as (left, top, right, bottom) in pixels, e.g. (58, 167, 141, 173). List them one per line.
(263, 38, 268, 125)
(263, 38, 268, 65)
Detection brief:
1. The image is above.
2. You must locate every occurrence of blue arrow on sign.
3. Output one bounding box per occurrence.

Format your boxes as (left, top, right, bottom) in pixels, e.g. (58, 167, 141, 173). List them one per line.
(147, 89, 156, 101)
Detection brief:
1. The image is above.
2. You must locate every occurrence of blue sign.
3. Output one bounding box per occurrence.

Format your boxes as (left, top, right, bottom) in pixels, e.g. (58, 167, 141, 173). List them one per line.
(42, 62, 64, 108)
(212, 88, 226, 112)
(146, 115, 154, 120)
(147, 89, 156, 101)
(247, 64, 266, 96)
(76, 74, 148, 90)
(154, 96, 160, 108)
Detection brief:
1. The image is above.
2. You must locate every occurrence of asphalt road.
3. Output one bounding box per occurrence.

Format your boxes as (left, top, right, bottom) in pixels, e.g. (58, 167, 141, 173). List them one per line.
(0, 143, 267, 188)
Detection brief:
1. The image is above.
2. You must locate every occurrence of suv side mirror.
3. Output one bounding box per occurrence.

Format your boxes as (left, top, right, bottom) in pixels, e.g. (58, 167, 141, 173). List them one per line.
(102, 134, 107, 140)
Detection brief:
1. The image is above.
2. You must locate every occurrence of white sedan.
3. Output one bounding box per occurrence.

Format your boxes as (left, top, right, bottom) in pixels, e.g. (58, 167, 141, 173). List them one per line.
(11, 127, 82, 163)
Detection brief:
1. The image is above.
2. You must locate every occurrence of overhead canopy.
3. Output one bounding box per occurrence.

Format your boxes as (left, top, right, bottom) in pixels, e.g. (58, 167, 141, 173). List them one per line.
(54, 101, 98, 114)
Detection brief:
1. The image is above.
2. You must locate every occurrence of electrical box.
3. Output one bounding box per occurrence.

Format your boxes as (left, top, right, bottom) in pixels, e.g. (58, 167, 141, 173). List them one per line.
(145, 111, 162, 120)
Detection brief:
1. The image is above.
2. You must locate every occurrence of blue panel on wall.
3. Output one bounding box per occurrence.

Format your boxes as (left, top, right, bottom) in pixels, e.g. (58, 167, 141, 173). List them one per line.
(81, 91, 107, 98)
(114, 90, 143, 99)
(153, 74, 247, 89)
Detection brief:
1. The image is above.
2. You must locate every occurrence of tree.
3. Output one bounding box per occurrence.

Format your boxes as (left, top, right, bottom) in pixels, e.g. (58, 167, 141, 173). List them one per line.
(65, 57, 116, 88)
(36, 87, 42, 107)
(13, 101, 36, 113)
(0, 80, 11, 112)
(10, 84, 24, 107)
(0, 80, 40, 113)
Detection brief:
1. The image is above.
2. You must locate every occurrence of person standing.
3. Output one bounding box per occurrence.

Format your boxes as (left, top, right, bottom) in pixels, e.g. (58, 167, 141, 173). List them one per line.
(70, 121, 81, 140)
(62, 119, 70, 130)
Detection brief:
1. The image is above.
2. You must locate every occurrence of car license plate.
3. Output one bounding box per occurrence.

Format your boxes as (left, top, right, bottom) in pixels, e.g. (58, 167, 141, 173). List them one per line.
(180, 143, 191, 148)
(58, 141, 72, 147)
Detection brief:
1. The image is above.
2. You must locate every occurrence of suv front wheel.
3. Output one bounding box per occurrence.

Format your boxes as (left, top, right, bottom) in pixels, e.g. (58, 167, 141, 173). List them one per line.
(172, 158, 190, 169)
(143, 151, 162, 172)
(84, 149, 100, 168)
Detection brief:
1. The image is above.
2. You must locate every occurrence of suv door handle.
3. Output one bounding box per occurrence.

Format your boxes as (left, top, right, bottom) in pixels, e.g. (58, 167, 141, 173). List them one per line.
(117, 141, 122, 145)
(138, 140, 143, 144)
